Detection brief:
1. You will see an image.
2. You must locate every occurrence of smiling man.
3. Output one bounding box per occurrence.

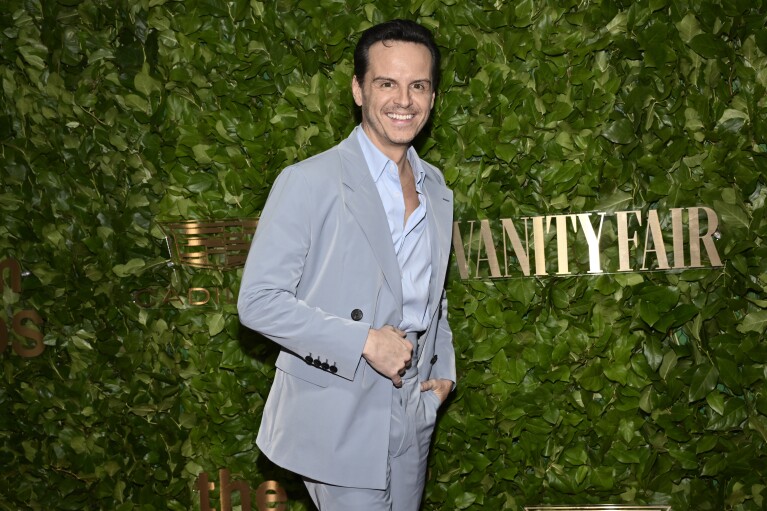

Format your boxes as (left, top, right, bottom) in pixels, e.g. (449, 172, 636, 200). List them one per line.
(238, 19, 455, 511)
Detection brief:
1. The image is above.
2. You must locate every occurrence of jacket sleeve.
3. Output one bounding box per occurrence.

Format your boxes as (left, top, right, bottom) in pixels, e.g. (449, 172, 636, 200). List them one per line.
(237, 165, 370, 381)
(430, 288, 457, 388)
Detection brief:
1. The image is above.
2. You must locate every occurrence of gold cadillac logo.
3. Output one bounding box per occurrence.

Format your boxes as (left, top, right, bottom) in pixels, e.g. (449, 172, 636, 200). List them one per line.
(132, 219, 258, 309)
(159, 219, 258, 270)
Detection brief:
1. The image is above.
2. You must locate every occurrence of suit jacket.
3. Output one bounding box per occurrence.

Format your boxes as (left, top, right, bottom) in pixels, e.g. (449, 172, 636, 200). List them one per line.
(237, 128, 455, 489)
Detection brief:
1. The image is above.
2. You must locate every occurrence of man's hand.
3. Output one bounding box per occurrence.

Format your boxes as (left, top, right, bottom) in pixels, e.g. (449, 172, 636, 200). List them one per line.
(362, 325, 413, 387)
(420, 379, 452, 405)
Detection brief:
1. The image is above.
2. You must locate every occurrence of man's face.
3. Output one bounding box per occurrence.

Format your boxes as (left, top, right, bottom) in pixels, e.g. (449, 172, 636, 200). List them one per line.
(352, 41, 435, 159)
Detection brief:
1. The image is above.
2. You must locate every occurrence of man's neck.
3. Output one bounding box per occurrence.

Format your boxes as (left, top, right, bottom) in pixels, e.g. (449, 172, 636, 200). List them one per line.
(360, 125, 410, 173)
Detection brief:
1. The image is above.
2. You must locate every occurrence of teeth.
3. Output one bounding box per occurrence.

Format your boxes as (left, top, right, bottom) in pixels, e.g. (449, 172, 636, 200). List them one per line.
(388, 113, 414, 120)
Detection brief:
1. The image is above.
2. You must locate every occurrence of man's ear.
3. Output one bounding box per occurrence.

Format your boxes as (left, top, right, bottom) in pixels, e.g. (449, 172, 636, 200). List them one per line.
(352, 76, 363, 107)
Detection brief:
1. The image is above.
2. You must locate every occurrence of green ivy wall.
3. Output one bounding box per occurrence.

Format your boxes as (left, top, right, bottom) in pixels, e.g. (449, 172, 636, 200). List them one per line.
(2, 0, 766, 509)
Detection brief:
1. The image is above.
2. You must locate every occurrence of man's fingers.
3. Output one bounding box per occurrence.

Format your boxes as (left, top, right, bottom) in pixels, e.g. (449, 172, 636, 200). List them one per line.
(362, 326, 416, 387)
(383, 325, 406, 337)
(420, 379, 452, 403)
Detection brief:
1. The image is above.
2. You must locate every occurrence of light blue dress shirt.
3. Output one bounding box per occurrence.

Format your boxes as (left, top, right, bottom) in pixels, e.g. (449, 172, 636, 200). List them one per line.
(355, 126, 432, 334)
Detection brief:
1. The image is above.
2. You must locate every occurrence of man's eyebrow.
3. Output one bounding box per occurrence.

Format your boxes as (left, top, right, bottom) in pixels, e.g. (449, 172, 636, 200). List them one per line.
(371, 76, 432, 85)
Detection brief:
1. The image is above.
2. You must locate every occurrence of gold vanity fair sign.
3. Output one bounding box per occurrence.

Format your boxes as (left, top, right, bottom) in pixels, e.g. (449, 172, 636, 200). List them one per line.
(0, 258, 45, 357)
(453, 206, 723, 279)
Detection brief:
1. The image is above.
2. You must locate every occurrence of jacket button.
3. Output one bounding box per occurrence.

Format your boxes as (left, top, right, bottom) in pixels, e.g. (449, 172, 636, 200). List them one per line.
(430, 355, 438, 365)
(351, 309, 363, 321)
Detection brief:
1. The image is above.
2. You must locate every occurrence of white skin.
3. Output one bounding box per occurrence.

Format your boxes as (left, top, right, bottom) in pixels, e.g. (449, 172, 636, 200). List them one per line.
(354, 41, 452, 402)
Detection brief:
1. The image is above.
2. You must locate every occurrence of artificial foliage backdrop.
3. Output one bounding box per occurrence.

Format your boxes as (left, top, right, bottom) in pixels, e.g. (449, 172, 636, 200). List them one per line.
(2, 0, 767, 509)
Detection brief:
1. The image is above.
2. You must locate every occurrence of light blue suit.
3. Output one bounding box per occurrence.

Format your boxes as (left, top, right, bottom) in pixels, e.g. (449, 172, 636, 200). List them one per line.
(238, 130, 455, 490)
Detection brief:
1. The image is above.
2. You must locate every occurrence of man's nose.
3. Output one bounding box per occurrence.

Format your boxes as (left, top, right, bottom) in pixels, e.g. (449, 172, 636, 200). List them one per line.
(395, 87, 412, 107)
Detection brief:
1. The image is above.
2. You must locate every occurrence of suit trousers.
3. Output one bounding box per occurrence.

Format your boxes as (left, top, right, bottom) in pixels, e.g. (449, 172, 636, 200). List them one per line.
(304, 348, 441, 511)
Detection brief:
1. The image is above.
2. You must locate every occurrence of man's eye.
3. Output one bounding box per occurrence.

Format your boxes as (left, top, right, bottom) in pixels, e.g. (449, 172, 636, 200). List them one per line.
(381, 82, 393, 88)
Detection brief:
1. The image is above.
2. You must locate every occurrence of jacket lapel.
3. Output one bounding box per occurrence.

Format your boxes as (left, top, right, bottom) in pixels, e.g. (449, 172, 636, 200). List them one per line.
(338, 135, 404, 307)
(424, 170, 453, 310)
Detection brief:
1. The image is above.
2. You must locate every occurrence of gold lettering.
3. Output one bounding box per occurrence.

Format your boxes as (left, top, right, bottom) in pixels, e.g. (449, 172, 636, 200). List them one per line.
(12, 310, 44, 357)
(452, 206, 723, 279)
(220, 286, 237, 304)
(641, 209, 670, 270)
(501, 218, 531, 276)
(670, 208, 686, 268)
(255, 481, 288, 511)
(0, 258, 22, 294)
(132, 288, 154, 308)
(531, 216, 547, 276)
(617, 210, 642, 272)
(219, 468, 251, 511)
(451, 221, 473, 280)
(197, 472, 215, 511)
(0, 317, 7, 354)
(197, 472, 287, 511)
(163, 286, 184, 306)
(575, 213, 606, 274)
(188, 288, 211, 306)
(476, 219, 501, 278)
(688, 206, 722, 267)
(547, 215, 577, 275)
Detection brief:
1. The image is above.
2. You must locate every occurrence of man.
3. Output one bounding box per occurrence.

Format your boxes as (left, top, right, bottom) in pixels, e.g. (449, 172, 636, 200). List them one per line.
(238, 19, 455, 511)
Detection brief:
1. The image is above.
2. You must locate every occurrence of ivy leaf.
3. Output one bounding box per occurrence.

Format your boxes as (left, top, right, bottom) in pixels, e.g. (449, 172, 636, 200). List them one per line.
(186, 172, 217, 193)
(112, 258, 146, 277)
(597, 190, 633, 212)
(601, 118, 635, 144)
(207, 313, 225, 337)
(675, 13, 702, 43)
(737, 310, 767, 334)
(688, 364, 719, 402)
(706, 390, 725, 416)
(454, 492, 477, 509)
(135, 67, 162, 97)
(688, 33, 729, 58)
